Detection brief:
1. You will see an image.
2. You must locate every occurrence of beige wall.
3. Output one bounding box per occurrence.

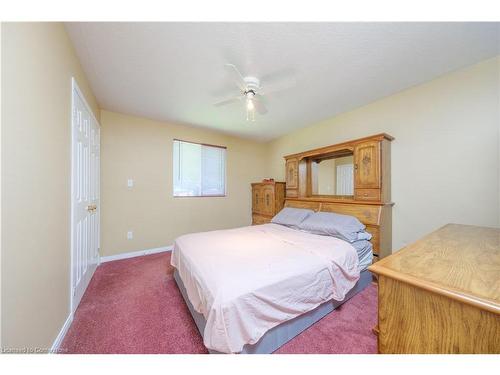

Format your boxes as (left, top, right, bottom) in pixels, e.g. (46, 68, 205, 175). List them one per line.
(266, 56, 500, 251)
(100, 110, 268, 256)
(317, 159, 336, 194)
(1, 23, 99, 349)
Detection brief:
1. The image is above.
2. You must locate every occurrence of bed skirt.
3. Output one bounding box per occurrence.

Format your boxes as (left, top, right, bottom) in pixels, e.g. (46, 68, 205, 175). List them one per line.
(173, 269, 373, 354)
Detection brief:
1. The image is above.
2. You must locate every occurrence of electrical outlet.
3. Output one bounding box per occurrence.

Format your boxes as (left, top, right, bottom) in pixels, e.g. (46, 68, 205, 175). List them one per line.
(127, 231, 133, 240)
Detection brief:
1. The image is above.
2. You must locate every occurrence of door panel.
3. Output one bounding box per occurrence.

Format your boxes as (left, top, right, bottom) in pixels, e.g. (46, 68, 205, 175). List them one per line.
(262, 185, 275, 216)
(354, 141, 380, 189)
(285, 159, 298, 189)
(71, 81, 100, 313)
(252, 185, 263, 214)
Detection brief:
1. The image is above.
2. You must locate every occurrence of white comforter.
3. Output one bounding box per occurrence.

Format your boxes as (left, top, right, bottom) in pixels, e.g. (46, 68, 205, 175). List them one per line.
(171, 223, 360, 353)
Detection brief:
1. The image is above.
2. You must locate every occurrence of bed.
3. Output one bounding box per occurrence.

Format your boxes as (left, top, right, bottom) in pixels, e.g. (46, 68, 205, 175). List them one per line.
(171, 214, 375, 354)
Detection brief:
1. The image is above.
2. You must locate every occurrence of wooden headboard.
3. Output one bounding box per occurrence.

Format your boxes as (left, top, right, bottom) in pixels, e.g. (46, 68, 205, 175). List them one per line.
(285, 199, 392, 258)
(283, 133, 394, 259)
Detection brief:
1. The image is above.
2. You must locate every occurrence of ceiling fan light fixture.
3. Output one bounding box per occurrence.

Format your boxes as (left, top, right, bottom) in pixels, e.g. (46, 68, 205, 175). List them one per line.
(245, 90, 255, 98)
(216, 64, 294, 122)
(245, 89, 256, 122)
(246, 98, 255, 111)
(246, 98, 255, 122)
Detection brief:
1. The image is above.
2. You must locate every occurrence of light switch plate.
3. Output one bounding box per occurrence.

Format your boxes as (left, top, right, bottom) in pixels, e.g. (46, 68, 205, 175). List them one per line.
(127, 231, 133, 240)
(127, 179, 134, 188)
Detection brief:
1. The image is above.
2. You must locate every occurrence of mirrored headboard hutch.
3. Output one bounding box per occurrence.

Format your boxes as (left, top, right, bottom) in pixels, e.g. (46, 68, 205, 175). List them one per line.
(283, 133, 394, 259)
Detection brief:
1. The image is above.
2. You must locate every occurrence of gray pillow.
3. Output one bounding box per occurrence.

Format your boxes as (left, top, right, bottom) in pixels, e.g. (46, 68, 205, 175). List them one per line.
(354, 240, 374, 271)
(351, 240, 373, 258)
(271, 207, 314, 228)
(357, 231, 373, 241)
(298, 211, 366, 242)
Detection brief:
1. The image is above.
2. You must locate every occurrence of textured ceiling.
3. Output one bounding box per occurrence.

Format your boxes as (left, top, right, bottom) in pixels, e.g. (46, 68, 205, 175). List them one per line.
(66, 22, 500, 141)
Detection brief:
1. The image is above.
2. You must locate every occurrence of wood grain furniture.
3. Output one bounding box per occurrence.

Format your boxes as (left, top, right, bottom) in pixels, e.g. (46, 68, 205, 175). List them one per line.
(284, 199, 390, 262)
(251, 181, 285, 225)
(369, 224, 500, 354)
(283, 133, 394, 259)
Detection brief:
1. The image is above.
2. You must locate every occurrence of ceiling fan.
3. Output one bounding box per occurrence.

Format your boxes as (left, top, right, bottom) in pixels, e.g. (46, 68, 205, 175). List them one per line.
(214, 64, 296, 122)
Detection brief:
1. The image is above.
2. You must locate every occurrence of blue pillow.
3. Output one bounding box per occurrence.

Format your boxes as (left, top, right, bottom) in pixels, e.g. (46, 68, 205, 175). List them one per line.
(271, 207, 314, 228)
(298, 211, 367, 242)
(351, 239, 373, 257)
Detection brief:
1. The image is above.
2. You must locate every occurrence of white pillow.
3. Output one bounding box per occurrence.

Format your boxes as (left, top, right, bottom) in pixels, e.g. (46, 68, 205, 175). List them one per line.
(271, 207, 314, 228)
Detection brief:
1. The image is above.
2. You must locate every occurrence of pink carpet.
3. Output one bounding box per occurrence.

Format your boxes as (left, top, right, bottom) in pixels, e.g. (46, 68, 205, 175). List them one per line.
(61, 252, 378, 354)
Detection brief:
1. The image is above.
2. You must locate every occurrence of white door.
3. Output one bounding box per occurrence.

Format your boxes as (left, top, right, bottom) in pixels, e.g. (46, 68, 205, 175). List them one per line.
(336, 164, 354, 195)
(71, 78, 100, 313)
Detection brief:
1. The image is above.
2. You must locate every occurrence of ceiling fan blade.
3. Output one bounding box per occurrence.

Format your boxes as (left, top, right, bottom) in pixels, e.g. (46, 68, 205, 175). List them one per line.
(253, 97, 268, 115)
(214, 95, 241, 107)
(260, 76, 296, 96)
(224, 63, 247, 92)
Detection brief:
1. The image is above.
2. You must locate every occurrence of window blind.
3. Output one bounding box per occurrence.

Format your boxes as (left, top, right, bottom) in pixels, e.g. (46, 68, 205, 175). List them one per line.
(173, 139, 226, 197)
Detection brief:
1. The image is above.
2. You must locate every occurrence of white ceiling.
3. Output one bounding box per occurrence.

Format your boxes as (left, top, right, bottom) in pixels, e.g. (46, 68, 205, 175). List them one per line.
(66, 22, 500, 141)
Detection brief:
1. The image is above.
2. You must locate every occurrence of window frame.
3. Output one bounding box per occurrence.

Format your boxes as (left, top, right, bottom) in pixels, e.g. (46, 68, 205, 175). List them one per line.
(172, 138, 227, 198)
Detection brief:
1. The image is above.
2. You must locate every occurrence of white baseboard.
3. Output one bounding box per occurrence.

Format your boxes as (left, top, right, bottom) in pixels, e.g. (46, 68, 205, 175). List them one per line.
(50, 312, 73, 354)
(99, 245, 172, 263)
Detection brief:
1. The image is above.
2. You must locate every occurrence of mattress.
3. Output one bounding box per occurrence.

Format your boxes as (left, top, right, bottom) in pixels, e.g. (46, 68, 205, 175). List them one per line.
(171, 223, 360, 353)
(174, 268, 373, 354)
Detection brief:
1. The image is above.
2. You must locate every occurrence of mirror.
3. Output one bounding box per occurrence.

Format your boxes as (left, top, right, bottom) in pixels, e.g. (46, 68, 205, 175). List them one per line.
(312, 154, 354, 196)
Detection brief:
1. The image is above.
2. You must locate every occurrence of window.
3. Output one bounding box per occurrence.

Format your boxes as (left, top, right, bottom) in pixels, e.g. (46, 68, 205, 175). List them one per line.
(173, 139, 226, 197)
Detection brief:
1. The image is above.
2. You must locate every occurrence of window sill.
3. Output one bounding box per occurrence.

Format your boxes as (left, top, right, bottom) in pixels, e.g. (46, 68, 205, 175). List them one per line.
(173, 195, 227, 198)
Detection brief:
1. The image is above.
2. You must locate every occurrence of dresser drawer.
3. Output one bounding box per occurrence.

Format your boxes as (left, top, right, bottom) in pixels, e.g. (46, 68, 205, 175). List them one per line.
(252, 214, 271, 225)
(369, 225, 500, 353)
(355, 188, 381, 201)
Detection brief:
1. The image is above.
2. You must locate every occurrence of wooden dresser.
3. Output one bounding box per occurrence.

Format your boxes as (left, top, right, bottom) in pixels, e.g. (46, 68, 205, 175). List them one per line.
(369, 224, 500, 353)
(251, 182, 285, 225)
